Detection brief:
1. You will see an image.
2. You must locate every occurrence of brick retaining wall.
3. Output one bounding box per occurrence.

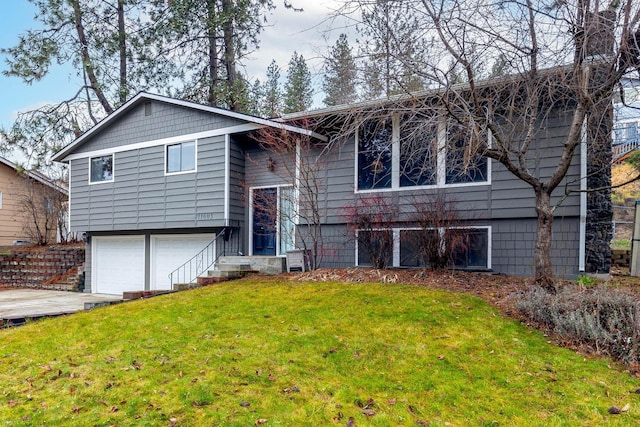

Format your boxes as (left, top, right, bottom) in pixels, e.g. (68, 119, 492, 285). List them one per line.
(0, 246, 85, 291)
(611, 249, 631, 268)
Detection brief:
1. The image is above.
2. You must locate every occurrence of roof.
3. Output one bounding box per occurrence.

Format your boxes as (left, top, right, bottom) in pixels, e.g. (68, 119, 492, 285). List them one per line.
(0, 157, 68, 196)
(51, 92, 327, 163)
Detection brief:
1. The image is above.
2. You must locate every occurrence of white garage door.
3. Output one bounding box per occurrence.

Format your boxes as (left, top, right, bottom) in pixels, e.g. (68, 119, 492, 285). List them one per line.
(150, 234, 215, 290)
(92, 236, 145, 295)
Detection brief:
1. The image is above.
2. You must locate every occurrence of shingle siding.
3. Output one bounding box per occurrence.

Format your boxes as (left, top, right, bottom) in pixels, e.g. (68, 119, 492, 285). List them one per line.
(73, 101, 246, 155)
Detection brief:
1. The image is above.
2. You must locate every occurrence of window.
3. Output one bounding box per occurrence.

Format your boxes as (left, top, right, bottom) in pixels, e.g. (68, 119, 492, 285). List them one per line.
(358, 119, 392, 190)
(0, 192, 3, 209)
(452, 228, 489, 269)
(166, 141, 196, 174)
(356, 114, 488, 191)
(445, 121, 488, 184)
(363, 227, 490, 269)
(357, 230, 393, 268)
(400, 116, 437, 187)
(44, 197, 54, 215)
(399, 229, 431, 267)
(90, 155, 113, 183)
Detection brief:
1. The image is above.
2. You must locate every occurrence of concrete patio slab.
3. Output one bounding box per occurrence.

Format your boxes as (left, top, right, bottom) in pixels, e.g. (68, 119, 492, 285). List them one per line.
(0, 289, 123, 322)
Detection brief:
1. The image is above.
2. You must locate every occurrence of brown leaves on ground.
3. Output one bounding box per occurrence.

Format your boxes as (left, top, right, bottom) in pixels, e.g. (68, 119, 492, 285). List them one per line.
(289, 268, 530, 310)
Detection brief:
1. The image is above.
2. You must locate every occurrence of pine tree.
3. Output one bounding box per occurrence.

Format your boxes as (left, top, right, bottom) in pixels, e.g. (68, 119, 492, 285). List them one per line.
(283, 52, 313, 114)
(358, 1, 428, 98)
(322, 33, 357, 106)
(262, 60, 283, 117)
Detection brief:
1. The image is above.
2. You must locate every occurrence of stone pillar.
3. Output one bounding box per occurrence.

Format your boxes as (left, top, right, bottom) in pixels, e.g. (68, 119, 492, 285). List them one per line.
(584, 10, 614, 274)
(585, 100, 613, 273)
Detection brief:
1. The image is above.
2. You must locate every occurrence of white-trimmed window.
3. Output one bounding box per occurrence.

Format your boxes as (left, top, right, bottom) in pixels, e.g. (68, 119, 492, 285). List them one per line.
(356, 114, 488, 191)
(89, 155, 114, 183)
(357, 226, 491, 270)
(0, 192, 3, 209)
(166, 141, 196, 174)
(398, 227, 490, 269)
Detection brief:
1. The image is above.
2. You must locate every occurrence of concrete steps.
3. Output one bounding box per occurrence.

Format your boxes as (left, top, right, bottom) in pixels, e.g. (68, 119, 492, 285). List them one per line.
(173, 256, 284, 290)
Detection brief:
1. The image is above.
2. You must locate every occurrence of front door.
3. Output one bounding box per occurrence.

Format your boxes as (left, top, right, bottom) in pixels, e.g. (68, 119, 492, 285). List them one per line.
(253, 188, 277, 255)
(252, 187, 295, 256)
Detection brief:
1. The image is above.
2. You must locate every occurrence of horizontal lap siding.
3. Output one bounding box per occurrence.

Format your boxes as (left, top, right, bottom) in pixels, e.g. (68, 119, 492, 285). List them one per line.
(70, 136, 228, 232)
(490, 113, 581, 218)
(323, 139, 356, 224)
(228, 140, 245, 221)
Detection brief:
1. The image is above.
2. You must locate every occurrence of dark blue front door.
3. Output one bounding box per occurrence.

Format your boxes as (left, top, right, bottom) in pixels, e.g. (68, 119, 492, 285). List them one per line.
(253, 188, 277, 255)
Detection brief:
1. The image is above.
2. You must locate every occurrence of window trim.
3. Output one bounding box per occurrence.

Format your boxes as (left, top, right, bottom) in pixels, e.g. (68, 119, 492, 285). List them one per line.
(356, 226, 492, 270)
(88, 154, 114, 185)
(355, 114, 491, 193)
(164, 140, 197, 176)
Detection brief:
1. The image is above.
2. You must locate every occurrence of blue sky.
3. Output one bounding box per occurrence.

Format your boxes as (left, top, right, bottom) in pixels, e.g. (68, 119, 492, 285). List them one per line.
(0, 1, 350, 139)
(0, 2, 78, 129)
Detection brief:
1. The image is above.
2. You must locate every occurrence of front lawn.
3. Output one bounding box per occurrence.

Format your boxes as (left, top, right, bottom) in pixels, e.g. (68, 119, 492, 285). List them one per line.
(1, 279, 639, 426)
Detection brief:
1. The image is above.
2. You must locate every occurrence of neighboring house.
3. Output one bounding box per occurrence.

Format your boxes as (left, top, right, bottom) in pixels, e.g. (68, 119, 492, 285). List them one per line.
(0, 157, 68, 246)
(52, 90, 599, 295)
(612, 80, 640, 161)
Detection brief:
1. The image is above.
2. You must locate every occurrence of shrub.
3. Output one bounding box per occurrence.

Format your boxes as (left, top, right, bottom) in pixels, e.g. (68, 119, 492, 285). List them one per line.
(409, 192, 470, 270)
(343, 194, 397, 269)
(515, 286, 640, 364)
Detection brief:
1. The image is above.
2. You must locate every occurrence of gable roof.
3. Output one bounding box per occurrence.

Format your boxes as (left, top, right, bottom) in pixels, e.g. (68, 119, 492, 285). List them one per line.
(51, 92, 327, 163)
(0, 156, 68, 196)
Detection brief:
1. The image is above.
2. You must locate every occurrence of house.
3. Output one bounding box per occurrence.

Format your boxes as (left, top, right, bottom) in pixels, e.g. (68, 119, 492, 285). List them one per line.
(612, 79, 640, 161)
(52, 89, 604, 295)
(0, 157, 68, 246)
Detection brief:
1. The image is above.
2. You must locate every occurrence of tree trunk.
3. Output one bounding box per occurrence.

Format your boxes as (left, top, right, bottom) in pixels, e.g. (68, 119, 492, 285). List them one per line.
(71, 0, 113, 115)
(206, 0, 218, 106)
(222, 0, 238, 110)
(117, 0, 127, 104)
(534, 188, 556, 293)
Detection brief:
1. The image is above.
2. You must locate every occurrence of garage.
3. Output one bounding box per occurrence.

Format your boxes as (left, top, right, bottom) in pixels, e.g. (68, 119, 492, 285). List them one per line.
(150, 234, 216, 290)
(92, 236, 145, 295)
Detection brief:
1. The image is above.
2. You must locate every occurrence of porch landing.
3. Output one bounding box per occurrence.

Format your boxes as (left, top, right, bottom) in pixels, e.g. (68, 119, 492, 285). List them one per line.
(215, 256, 286, 275)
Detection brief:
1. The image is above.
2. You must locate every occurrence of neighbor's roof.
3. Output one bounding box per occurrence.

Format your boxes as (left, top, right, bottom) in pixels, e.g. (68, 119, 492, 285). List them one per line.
(51, 92, 327, 163)
(0, 156, 68, 195)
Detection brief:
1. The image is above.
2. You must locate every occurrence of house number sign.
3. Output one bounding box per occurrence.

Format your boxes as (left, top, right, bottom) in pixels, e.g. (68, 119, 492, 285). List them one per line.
(196, 213, 215, 220)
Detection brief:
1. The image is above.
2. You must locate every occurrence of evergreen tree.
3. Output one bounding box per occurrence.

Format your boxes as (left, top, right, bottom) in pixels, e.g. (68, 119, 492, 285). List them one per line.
(358, 1, 428, 98)
(283, 52, 313, 114)
(262, 60, 283, 117)
(1, 0, 155, 165)
(147, 0, 274, 111)
(322, 33, 357, 106)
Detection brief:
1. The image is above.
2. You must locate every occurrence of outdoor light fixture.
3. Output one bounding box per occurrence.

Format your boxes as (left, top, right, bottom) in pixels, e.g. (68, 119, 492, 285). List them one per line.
(267, 157, 276, 172)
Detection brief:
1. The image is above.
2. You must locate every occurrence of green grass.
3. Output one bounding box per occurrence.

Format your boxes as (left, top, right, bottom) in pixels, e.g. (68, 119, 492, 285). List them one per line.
(612, 239, 632, 250)
(1, 280, 640, 426)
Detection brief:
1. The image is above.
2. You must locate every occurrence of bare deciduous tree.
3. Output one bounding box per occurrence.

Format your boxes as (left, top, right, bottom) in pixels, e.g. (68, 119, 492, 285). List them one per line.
(14, 172, 68, 246)
(344, 194, 397, 269)
(337, 0, 640, 291)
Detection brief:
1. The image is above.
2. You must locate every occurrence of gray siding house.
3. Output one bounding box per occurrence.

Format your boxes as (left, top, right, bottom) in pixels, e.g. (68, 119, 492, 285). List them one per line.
(53, 91, 594, 295)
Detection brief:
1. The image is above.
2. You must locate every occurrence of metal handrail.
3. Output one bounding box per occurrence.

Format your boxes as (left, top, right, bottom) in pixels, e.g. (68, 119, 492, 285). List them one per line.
(612, 138, 640, 161)
(168, 226, 239, 286)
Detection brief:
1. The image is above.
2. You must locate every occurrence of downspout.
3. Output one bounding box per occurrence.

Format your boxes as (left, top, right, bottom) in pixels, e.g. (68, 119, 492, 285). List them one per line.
(224, 134, 230, 225)
(579, 118, 587, 272)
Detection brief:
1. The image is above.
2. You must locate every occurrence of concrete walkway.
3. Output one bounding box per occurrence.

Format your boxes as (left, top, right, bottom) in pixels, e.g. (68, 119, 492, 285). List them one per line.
(0, 289, 122, 322)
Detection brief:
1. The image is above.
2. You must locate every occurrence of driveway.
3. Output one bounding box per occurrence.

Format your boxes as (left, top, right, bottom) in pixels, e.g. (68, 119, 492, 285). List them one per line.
(0, 289, 122, 322)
